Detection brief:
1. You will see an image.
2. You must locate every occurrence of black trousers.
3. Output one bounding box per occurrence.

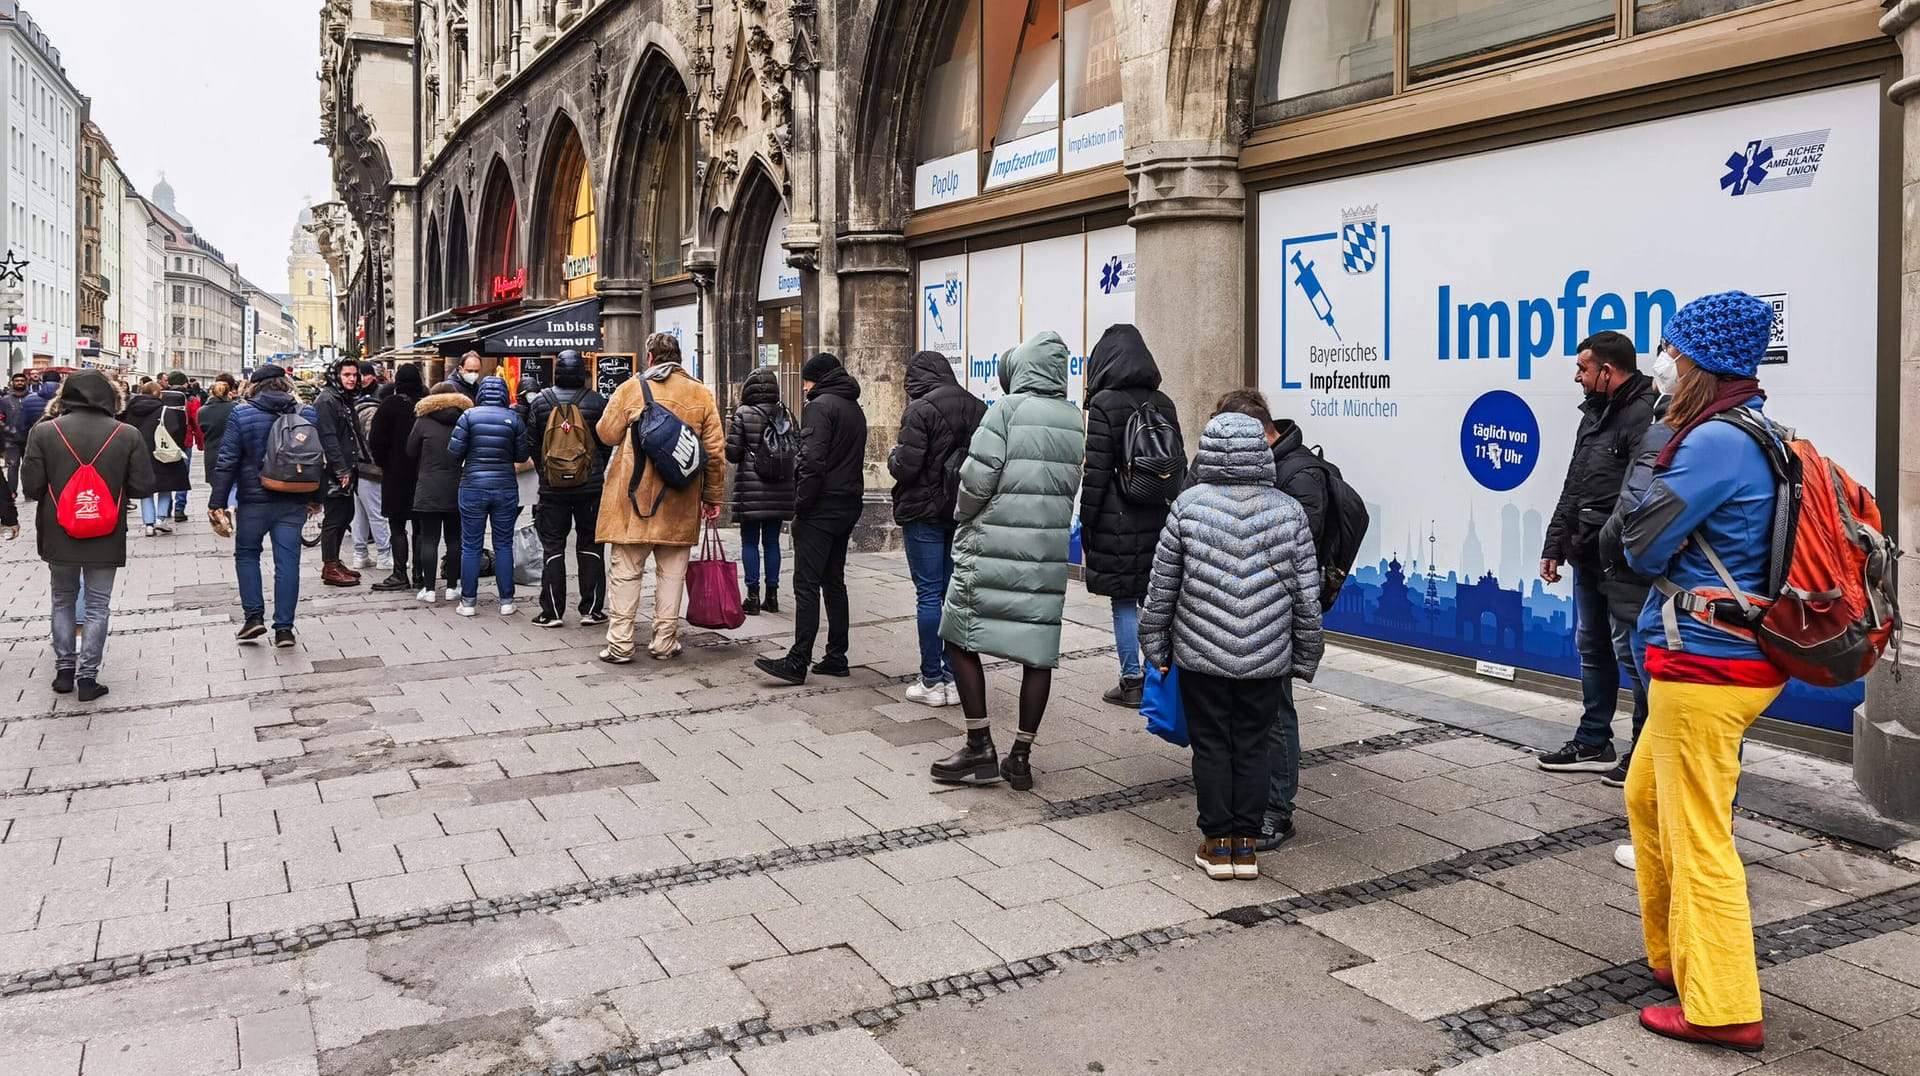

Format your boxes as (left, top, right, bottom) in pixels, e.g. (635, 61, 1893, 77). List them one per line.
(385, 512, 413, 579)
(319, 487, 355, 563)
(535, 495, 605, 618)
(1181, 669, 1284, 839)
(411, 511, 460, 588)
(786, 509, 857, 665)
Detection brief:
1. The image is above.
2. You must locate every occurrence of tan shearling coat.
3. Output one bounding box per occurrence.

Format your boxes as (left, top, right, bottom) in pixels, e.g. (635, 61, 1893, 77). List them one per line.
(594, 366, 726, 547)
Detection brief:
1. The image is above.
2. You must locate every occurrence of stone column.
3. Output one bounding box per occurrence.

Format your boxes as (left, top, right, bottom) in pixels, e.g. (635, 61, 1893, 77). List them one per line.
(833, 229, 913, 548)
(597, 278, 648, 361)
(1860, 2, 1920, 822)
(1125, 143, 1247, 436)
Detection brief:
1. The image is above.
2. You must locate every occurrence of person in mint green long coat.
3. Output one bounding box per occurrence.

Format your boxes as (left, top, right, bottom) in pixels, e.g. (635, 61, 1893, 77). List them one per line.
(931, 332, 1085, 793)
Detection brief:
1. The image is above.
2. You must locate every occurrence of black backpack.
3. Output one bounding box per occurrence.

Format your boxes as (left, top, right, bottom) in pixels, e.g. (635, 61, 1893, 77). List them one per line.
(749, 403, 798, 484)
(1276, 445, 1370, 609)
(1116, 400, 1185, 506)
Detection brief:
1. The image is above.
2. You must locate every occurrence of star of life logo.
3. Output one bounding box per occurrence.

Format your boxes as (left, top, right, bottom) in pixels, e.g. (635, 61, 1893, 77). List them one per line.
(1722, 129, 1829, 196)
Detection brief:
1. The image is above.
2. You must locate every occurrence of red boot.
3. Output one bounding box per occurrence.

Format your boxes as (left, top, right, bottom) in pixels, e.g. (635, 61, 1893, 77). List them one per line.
(1651, 967, 1674, 989)
(1639, 1005, 1764, 1052)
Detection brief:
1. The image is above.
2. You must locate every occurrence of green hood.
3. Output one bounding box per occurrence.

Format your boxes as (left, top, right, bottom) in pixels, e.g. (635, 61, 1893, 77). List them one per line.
(1005, 332, 1070, 398)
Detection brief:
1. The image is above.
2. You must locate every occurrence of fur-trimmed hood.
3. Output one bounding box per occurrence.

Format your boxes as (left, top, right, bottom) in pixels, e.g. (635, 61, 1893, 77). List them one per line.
(415, 392, 473, 420)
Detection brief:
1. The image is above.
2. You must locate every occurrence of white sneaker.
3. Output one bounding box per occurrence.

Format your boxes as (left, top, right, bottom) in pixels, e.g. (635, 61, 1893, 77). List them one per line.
(349, 552, 373, 569)
(144, 525, 156, 537)
(1614, 843, 1637, 870)
(153, 521, 173, 534)
(500, 602, 517, 617)
(906, 680, 953, 707)
(376, 554, 394, 571)
(456, 601, 477, 618)
(445, 585, 461, 601)
(416, 588, 435, 603)
(942, 681, 960, 707)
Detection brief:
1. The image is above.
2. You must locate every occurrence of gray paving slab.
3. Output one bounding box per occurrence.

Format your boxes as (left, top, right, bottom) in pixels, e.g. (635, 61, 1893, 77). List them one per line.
(737, 949, 896, 1030)
(1761, 953, 1920, 1027)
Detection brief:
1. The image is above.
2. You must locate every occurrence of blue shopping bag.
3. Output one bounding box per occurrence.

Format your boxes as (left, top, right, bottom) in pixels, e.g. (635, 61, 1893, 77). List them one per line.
(1142, 666, 1188, 748)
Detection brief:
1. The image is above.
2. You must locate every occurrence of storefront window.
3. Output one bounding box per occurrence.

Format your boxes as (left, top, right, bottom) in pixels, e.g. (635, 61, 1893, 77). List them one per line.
(1256, 0, 1394, 117)
(476, 162, 521, 301)
(565, 168, 597, 299)
(988, 0, 1061, 148)
(1064, 0, 1120, 118)
(1634, 0, 1773, 33)
(918, 0, 979, 165)
(1408, 0, 1614, 80)
(651, 117, 690, 281)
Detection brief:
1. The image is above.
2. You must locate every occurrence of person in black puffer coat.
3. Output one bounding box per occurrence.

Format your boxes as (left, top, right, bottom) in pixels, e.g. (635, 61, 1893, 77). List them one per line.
(313, 359, 365, 586)
(198, 375, 240, 503)
(888, 350, 985, 704)
(367, 364, 429, 592)
(124, 380, 192, 537)
(526, 350, 610, 626)
(724, 367, 796, 615)
(1079, 324, 1184, 709)
(447, 375, 531, 613)
(406, 383, 472, 601)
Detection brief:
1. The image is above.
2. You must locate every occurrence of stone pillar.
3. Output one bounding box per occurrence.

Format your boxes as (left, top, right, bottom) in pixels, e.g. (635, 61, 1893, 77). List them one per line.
(598, 278, 648, 361)
(1860, 2, 1920, 822)
(834, 229, 914, 549)
(1125, 144, 1248, 434)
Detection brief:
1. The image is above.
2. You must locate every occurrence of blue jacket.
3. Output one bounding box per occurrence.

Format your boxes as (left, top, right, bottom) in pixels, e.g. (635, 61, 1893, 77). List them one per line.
(211, 391, 323, 507)
(1620, 396, 1778, 663)
(20, 383, 56, 429)
(448, 376, 530, 495)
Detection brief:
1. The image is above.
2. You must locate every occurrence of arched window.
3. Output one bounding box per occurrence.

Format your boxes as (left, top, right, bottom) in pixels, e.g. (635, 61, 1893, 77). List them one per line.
(446, 191, 469, 308)
(1255, 1, 1395, 118)
(424, 216, 443, 312)
(475, 161, 522, 301)
(543, 122, 597, 300)
(650, 113, 691, 282)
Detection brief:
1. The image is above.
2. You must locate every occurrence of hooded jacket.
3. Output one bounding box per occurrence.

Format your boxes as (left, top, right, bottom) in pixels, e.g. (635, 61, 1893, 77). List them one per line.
(198, 391, 239, 483)
(794, 356, 868, 515)
(1268, 420, 1331, 550)
(406, 391, 473, 514)
(448, 376, 531, 495)
(124, 390, 193, 494)
(313, 360, 362, 492)
(725, 367, 797, 523)
(20, 381, 57, 428)
(211, 390, 324, 508)
(594, 362, 726, 547)
(20, 372, 155, 567)
(368, 365, 429, 517)
(1139, 412, 1324, 682)
(1543, 371, 1659, 567)
(526, 352, 611, 498)
(1079, 324, 1184, 600)
(937, 333, 1085, 669)
(889, 350, 985, 526)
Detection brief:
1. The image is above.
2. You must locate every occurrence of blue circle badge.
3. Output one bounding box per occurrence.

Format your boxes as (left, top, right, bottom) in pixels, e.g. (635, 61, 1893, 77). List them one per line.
(1460, 390, 1540, 492)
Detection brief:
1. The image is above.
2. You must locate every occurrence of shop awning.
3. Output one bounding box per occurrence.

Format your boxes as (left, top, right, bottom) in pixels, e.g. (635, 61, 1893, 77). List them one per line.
(434, 297, 603, 357)
(395, 322, 474, 353)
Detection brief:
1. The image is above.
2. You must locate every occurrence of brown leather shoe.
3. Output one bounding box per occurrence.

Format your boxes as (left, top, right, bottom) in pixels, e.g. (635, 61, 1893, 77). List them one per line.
(1194, 838, 1233, 880)
(1231, 837, 1259, 880)
(321, 561, 361, 587)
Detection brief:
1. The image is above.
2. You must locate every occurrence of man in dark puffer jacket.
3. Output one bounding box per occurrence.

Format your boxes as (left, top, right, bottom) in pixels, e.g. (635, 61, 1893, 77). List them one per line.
(526, 350, 610, 627)
(725, 367, 796, 615)
(1080, 324, 1184, 709)
(313, 360, 365, 587)
(448, 375, 531, 616)
(889, 350, 985, 707)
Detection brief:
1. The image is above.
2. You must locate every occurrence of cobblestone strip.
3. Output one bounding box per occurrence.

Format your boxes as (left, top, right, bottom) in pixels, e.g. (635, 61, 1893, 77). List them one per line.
(0, 821, 970, 996)
(1425, 882, 1920, 1065)
(1043, 720, 1471, 821)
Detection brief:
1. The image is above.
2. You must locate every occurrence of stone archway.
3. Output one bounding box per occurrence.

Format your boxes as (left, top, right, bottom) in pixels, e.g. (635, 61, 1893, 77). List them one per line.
(714, 163, 789, 408)
(474, 158, 524, 303)
(529, 111, 594, 302)
(445, 190, 470, 309)
(599, 46, 695, 356)
(424, 215, 444, 315)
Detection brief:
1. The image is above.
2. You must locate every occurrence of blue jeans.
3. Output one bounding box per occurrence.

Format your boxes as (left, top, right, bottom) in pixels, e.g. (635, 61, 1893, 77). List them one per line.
(139, 493, 168, 526)
(51, 565, 115, 679)
(1265, 676, 1300, 823)
(1111, 597, 1143, 680)
(1622, 624, 1653, 760)
(235, 501, 307, 630)
(1572, 565, 1643, 748)
(740, 520, 782, 588)
(172, 449, 192, 513)
(901, 521, 956, 687)
(459, 486, 518, 602)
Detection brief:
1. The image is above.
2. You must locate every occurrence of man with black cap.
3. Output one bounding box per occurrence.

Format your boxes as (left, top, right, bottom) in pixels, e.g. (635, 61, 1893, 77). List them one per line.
(755, 352, 867, 685)
(212, 365, 325, 648)
(313, 359, 365, 586)
(527, 349, 610, 627)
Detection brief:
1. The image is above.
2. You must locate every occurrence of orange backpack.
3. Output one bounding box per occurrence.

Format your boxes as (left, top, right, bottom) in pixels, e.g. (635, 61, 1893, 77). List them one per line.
(1661, 408, 1900, 687)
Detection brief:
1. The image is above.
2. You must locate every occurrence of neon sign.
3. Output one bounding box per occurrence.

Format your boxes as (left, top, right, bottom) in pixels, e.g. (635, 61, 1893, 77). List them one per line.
(492, 267, 527, 300)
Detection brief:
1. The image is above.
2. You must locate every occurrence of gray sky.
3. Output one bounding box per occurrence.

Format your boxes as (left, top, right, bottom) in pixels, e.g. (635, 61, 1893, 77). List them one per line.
(34, 0, 337, 294)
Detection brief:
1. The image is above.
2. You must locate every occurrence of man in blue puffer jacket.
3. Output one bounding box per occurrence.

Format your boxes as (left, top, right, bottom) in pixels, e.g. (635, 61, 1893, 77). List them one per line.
(210, 365, 323, 649)
(20, 375, 58, 428)
(447, 375, 530, 616)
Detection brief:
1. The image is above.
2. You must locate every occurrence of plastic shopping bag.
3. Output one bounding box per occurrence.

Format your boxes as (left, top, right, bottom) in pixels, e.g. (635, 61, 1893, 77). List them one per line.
(512, 522, 542, 587)
(685, 518, 746, 629)
(1142, 666, 1188, 748)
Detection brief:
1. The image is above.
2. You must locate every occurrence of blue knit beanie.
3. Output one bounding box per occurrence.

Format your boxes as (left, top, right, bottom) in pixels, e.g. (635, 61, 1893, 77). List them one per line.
(1663, 291, 1774, 378)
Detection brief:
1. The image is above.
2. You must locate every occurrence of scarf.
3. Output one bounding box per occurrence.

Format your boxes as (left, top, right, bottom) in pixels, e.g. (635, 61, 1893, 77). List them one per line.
(1655, 377, 1764, 470)
(643, 361, 680, 382)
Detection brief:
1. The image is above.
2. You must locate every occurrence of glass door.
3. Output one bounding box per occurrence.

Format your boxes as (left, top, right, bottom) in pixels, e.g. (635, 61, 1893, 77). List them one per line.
(755, 302, 804, 412)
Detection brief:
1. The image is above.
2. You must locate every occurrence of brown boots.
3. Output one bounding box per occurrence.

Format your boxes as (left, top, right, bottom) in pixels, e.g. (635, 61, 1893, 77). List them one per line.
(321, 561, 361, 587)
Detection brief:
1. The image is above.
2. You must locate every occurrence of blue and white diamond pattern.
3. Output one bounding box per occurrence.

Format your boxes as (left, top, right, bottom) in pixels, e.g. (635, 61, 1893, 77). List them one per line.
(1341, 222, 1377, 276)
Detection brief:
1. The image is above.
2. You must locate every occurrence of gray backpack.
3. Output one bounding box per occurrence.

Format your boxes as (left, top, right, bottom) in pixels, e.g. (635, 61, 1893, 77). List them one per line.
(260, 409, 325, 493)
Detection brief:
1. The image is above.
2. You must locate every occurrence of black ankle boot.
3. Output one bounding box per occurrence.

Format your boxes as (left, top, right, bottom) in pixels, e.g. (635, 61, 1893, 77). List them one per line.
(743, 584, 761, 616)
(761, 588, 779, 614)
(930, 735, 1000, 785)
(1001, 747, 1034, 791)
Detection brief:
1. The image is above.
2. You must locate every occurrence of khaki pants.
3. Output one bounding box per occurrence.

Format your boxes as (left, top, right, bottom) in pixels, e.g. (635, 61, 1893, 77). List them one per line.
(606, 543, 690, 658)
(1627, 677, 1782, 1027)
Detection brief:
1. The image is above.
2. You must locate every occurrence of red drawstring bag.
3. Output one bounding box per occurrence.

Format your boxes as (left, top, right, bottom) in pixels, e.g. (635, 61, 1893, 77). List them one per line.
(53, 424, 124, 540)
(686, 517, 745, 630)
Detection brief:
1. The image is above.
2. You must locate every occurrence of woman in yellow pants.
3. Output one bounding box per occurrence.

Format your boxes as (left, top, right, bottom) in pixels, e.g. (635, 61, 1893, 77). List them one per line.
(1617, 291, 1784, 1053)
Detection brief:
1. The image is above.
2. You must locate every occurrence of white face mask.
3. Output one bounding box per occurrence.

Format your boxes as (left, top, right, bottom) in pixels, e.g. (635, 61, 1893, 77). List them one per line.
(1652, 351, 1679, 395)
(462, 370, 480, 385)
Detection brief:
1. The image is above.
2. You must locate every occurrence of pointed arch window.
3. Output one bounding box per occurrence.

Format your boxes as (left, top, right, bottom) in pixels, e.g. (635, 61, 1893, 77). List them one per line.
(650, 113, 692, 282)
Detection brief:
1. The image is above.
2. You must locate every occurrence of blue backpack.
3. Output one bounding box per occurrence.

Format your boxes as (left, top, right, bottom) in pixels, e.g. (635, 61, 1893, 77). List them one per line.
(627, 377, 709, 518)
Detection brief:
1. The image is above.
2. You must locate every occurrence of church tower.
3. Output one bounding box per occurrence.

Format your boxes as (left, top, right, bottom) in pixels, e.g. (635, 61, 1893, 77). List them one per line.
(287, 207, 333, 355)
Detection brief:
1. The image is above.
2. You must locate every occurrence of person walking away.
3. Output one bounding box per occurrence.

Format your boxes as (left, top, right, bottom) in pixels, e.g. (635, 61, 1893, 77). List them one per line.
(1538, 330, 1659, 773)
(1, 372, 29, 505)
(19, 372, 153, 700)
(448, 375, 531, 616)
(527, 350, 611, 627)
(726, 367, 798, 616)
(124, 381, 189, 537)
(314, 359, 365, 586)
(594, 332, 725, 662)
(348, 362, 396, 578)
(1139, 411, 1323, 880)
(887, 349, 984, 706)
(368, 364, 429, 593)
(199, 374, 240, 511)
(210, 366, 325, 648)
(753, 353, 868, 685)
(164, 372, 202, 522)
(1617, 291, 1783, 1052)
(928, 333, 1083, 789)
(406, 382, 471, 602)
(1080, 324, 1184, 709)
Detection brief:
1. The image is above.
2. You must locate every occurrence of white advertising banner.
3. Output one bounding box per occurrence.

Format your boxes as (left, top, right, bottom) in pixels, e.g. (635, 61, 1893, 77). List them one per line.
(1063, 103, 1125, 174)
(1255, 82, 1882, 732)
(985, 129, 1061, 190)
(757, 203, 801, 302)
(652, 301, 701, 382)
(964, 245, 1021, 405)
(914, 149, 979, 210)
(918, 253, 967, 385)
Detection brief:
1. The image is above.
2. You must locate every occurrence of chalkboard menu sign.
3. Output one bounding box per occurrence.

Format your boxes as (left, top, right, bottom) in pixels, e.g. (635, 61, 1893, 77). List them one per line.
(594, 353, 635, 396)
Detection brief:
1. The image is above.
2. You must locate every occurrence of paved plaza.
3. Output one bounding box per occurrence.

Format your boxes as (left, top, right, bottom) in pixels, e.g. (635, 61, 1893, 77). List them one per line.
(1, 496, 1918, 1076)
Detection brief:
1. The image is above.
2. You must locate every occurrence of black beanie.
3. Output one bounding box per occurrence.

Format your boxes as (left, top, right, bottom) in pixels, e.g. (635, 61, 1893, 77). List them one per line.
(801, 352, 843, 382)
(393, 363, 425, 393)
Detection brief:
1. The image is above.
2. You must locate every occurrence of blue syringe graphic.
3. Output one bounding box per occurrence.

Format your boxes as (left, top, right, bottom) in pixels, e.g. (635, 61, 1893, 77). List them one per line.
(926, 291, 947, 337)
(1290, 250, 1341, 341)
